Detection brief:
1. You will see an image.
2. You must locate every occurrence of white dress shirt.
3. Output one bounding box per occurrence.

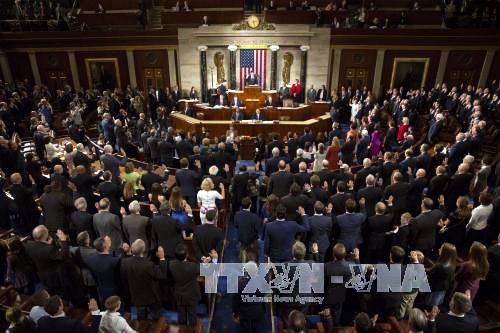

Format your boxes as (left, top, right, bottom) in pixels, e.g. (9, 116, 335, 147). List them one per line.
(466, 204, 493, 231)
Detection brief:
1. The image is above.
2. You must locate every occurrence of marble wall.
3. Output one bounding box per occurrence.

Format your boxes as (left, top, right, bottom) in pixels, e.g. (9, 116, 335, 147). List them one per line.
(177, 25, 330, 95)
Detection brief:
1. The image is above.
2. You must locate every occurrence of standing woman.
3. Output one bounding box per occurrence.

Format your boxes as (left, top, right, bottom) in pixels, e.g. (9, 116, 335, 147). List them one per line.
(425, 243, 457, 307)
(454, 241, 489, 302)
(369, 124, 381, 158)
(438, 195, 471, 256)
(325, 137, 340, 170)
(313, 143, 326, 172)
(197, 178, 224, 224)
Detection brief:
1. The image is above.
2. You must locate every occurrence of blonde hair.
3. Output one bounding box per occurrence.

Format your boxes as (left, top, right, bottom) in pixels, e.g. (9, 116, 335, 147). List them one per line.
(201, 177, 215, 191)
(330, 137, 340, 149)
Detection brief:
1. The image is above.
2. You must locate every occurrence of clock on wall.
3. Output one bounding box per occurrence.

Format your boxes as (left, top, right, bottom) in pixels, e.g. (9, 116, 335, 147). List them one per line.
(247, 15, 260, 29)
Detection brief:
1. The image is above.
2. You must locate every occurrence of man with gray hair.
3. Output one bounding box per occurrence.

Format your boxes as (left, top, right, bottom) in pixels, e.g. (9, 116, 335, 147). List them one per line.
(429, 291, 479, 333)
(290, 148, 313, 174)
(123, 200, 150, 249)
(354, 129, 370, 163)
(448, 132, 469, 175)
(356, 174, 382, 217)
(70, 197, 95, 242)
(365, 201, 392, 263)
(354, 158, 374, 192)
(93, 198, 123, 253)
(265, 146, 284, 177)
(120, 239, 167, 320)
(99, 144, 127, 181)
(408, 308, 428, 333)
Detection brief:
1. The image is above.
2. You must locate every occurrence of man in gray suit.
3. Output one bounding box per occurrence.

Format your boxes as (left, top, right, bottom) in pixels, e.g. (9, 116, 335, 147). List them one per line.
(93, 198, 123, 253)
(306, 85, 317, 104)
(123, 200, 150, 249)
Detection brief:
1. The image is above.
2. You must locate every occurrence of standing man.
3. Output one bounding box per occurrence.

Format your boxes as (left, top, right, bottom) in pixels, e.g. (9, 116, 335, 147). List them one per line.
(306, 85, 316, 104)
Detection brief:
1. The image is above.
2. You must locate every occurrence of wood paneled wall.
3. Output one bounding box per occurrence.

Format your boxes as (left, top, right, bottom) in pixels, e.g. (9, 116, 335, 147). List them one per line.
(443, 50, 486, 86)
(133, 50, 170, 90)
(36, 52, 72, 92)
(75, 51, 130, 90)
(381, 50, 441, 90)
(6, 52, 32, 84)
(487, 50, 500, 86)
(337, 49, 377, 91)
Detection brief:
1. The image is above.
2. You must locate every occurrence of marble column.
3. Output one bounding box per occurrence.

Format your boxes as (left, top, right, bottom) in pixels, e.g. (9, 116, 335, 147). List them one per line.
(28, 52, 41, 85)
(228, 45, 237, 90)
(198, 45, 208, 103)
(372, 49, 385, 98)
(67, 51, 80, 91)
(299, 45, 310, 103)
(330, 47, 342, 92)
(167, 49, 178, 88)
(435, 50, 449, 86)
(126, 50, 137, 88)
(478, 50, 495, 88)
(0, 51, 13, 84)
(270, 45, 279, 90)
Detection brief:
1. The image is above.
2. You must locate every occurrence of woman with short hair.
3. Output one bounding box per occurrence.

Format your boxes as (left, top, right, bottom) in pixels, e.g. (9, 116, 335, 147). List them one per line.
(98, 296, 137, 333)
(197, 177, 224, 224)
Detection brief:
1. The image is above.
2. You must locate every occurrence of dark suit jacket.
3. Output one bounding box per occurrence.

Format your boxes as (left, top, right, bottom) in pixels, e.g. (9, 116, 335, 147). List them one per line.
(294, 171, 311, 188)
(333, 212, 366, 251)
(367, 214, 392, 250)
(193, 223, 224, 261)
(234, 209, 262, 246)
(175, 168, 201, 198)
(281, 193, 313, 222)
(231, 111, 244, 121)
(353, 166, 374, 192)
(253, 112, 265, 121)
(70, 211, 96, 241)
(84, 253, 121, 300)
(231, 172, 250, 204)
(448, 140, 468, 173)
(264, 218, 310, 262)
(169, 259, 201, 305)
(38, 315, 100, 333)
(329, 192, 354, 216)
(384, 127, 397, 150)
(309, 214, 332, 253)
(40, 191, 74, 232)
(290, 157, 313, 174)
(264, 156, 281, 176)
(267, 171, 294, 198)
(97, 181, 121, 214)
(428, 174, 449, 202)
(410, 209, 444, 251)
(120, 256, 167, 306)
(151, 213, 191, 259)
(73, 151, 93, 171)
(123, 214, 149, 245)
(323, 258, 357, 305)
(384, 181, 410, 214)
(93, 211, 123, 252)
(340, 140, 356, 165)
(356, 186, 383, 217)
(24, 240, 69, 291)
(176, 139, 194, 159)
(141, 171, 166, 194)
(434, 309, 479, 333)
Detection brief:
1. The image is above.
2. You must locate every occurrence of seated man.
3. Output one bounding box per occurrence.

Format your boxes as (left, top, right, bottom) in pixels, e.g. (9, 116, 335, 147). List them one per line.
(232, 108, 245, 121)
(265, 95, 276, 107)
(231, 95, 243, 107)
(253, 109, 265, 121)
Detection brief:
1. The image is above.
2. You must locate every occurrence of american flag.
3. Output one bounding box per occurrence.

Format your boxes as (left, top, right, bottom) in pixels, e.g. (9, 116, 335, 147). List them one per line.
(240, 49, 267, 90)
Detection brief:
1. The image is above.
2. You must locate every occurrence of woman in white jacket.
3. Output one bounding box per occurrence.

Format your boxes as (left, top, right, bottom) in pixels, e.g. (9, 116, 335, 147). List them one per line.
(99, 296, 137, 333)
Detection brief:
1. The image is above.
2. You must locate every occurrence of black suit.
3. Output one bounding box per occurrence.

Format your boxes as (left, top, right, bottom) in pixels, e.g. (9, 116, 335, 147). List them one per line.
(234, 209, 261, 246)
(37, 315, 100, 333)
(410, 209, 444, 252)
(267, 171, 294, 198)
(281, 193, 313, 222)
(293, 171, 311, 188)
(384, 181, 410, 216)
(383, 127, 397, 151)
(151, 213, 192, 259)
(340, 140, 356, 165)
(366, 213, 392, 263)
(169, 259, 201, 326)
(353, 166, 374, 192)
(40, 191, 74, 232)
(83, 253, 121, 303)
(231, 172, 250, 211)
(70, 211, 96, 242)
(329, 192, 353, 216)
(97, 181, 121, 215)
(9, 183, 38, 233)
(193, 223, 224, 261)
(434, 309, 479, 333)
(445, 173, 473, 212)
(309, 214, 332, 257)
(70, 172, 101, 204)
(73, 151, 93, 171)
(428, 174, 449, 204)
(356, 186, 383, 217)
(24, 240, 69, 293)
(407, 176, 429, 215)
(141, 171, 167, 194)
(175, 168, 201, 206)
(120, 256, 167, 318)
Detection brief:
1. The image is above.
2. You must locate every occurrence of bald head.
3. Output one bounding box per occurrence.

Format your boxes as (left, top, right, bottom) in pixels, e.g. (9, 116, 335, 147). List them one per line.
(10, 173, 22, 184)
(416, 169, 426, 178)
(32, 225, 49, 241)
(299, 161, 307, 172)
(365, 174, 375, 186)
(458, 163, 468, 174)
(53, 165, 63, 174)
(278, 160, 286, 170)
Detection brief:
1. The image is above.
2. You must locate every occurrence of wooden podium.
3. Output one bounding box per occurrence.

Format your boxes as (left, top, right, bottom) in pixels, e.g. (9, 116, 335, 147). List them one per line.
(227, 86, 277, 113)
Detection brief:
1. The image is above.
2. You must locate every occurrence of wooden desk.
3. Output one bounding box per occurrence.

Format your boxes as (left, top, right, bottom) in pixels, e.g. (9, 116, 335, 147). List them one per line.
(227, 86, 279, 113)
(171, 102, 331, 137)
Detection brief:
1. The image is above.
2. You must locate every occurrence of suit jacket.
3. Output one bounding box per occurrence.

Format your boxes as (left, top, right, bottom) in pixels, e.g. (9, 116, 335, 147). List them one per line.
(176, 139, 194, 158)
(356, 186, 383, 217)
(231, 173, 250, 204)
(340, 140, 356, 165)
(410, 209, 444, 251)
(448, 141, 468, 173)
(93, 211, 123, 251)
(120, 256, 167, 306)
(100, 154, 123, 180)
(294, 171, 311, 188)
(245, 74, 259, 85)
(215, 95, 228, 106)
(123, 214, 149, 245)
(323, 259, 357, 305)
(234, 209, 262, 246)
(366, 214, 392, 250)
(169, 259, 201, 305)
(193, 223, 224, 261)
(37, 315, 100, 333)
(264, 156, 281, 176)
(73, 151, 93, 171)
(473, 165, 491, 196)
(427, 119, 443, 143)
(70, 211, 96, 241)
(141, 171, 166, 194)
(354, 136, 370, 162)
(428, 174, 449, 202)
(353, 166, 374, 192)
(231, 98, 243, 107)
(309, 214, 332, 253)
(24, 240, 69, 291)
(40, 191, 74, 232)
(264, 218, 310, 262)
(434, 309, 479, 333)
(71, 172, 101, 202)
(384, 127, 397, 150)
(175, 168, 201, 198)
(290, 157, 313, 174)
(84, 253, 121, 300)
(231, 111, 244, 121)
(329, 192, 354, 216)
(333, 212, 366, 251)
(384, 181, 410, 214)
(158, 140, 175, 165)
(97, 181, 121, 214)
(267, 171, 295, 198)
(151, 213, 192, 259)
(253, 112, 265, 121)
(281, 193, 313, 222)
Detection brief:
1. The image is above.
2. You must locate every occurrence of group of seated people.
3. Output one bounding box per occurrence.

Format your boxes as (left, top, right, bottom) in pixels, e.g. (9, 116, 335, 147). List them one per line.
(0, 75, 499, 332)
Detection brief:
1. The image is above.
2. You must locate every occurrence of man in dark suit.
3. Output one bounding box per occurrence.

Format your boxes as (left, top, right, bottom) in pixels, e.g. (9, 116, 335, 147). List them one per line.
(37, 295, 100, 333)
(415, 144, 432, 174)
(447, 133, 469, 175)
(428, 113, 444, 144)
(169, 244, 210, 327)
(121, 239, 167, 319)
(333, 199, 366, 251)
(175, 158, 201, 207)
(314, 160, 335, 192)
(84, 236, 121, 303)
(70, 197, 96, 243)
(306, 175, 329, 205)
(281, 183, 313, 222)
(265, 96, 276, 107)
(245, 70, 259, 85)
(266, 134, 284, 158)
(267, 160, 294, 198)
(294, 162, 311, 188)
(265, 147, 282, 177)
(354, 130, 371, 163)
(407, 168, 429, 216)
(431, 292, 479, 333)
(323, 243, 359, 325)
(231, 96, 243, 108)
(234, 197, 262, 258)
(33, 125, 47, 160)
(353, 158, 375, 192)
(290, 148, 313, 174)
(444, 163, 474, 212)
(93, 198, 123, 253)
(73, 144, 95, 171)
(231, 165, 250, 212)
(298, 127, 314, 149)
(231, 108, 245, 121)
(365, 202, 392, 263)
(9, 173, 39, 234)
(410, 198, 444, 255)
(193, 210, 224, 261)
(70, 165, 102, 206)
(40, 179, 74, 232)
(253, 108, 265, 121)
(380, 152, 397, 188)
(384, 172, 410, 218)
(356, 174, 383, 217)
(99, 144, 127, 181)
(308, 201, 332, 261)
(97, 171, 121, 215)
(140, 164, 168, 193)
(329, 181, 353, 216)
(151, 201, 193, 259)
(383, 121, 398, 152)
(428, 165, 449, 206)
(399, 149, 416, 180)
(287, 132, 298, 160)
(24, 226, 69, 295)
(340, 135, 356, 166)
(215, 93, 228, 106)
(264, 205, 310, 262)
(176, 133, 194, 159)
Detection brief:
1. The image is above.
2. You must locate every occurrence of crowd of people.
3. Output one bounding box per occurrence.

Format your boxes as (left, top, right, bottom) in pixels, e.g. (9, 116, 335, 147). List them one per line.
(0, 74, 499, 332)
